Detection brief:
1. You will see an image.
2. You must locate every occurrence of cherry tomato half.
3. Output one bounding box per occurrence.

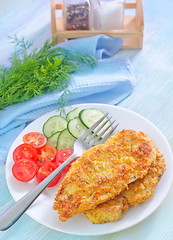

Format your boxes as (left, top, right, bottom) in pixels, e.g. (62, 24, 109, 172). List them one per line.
(36, 162, 61, 187)
(55, 148, 77, 173)
(36, 145, 57, 167)
(13, 143, 38, 163)
(12, 159, 37, 182)
(23, 132, 47, 149)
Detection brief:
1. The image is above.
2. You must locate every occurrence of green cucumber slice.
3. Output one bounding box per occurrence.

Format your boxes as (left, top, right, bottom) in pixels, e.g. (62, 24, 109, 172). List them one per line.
(67, 117, 87, 138)
(66, 107, 84, 120)
(43, 115, 68, 138)
(47, 131, 60, 148)
(79, 108, 112, 137)
(57, 129, 76, 151)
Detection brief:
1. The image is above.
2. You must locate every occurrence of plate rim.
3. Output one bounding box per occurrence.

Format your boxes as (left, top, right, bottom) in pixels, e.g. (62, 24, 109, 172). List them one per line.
(5, 103, 173, 235)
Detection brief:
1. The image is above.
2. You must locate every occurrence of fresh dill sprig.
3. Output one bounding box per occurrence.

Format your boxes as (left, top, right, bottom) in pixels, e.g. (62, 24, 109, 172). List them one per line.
(0, 36, 97, 110)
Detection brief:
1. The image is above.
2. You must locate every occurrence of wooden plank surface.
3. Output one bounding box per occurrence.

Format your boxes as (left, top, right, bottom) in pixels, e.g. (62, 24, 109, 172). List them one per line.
(51, 0, 56, 40)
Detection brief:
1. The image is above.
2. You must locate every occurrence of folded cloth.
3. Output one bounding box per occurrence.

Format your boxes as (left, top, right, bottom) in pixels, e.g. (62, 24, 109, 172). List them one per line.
(0, 34, 135, 164)
(57, 35, 123, 60)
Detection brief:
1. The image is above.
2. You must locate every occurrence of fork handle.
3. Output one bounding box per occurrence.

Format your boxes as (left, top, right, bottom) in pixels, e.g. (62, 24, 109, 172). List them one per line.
(0, 153, 77, 231)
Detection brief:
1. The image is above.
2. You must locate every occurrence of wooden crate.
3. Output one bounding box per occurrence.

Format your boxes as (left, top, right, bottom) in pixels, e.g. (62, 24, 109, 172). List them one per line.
(51, 0, 144, 49)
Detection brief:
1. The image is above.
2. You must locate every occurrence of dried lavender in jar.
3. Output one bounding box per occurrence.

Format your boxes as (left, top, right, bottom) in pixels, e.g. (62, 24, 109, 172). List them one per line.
(63, 0, 90, 30)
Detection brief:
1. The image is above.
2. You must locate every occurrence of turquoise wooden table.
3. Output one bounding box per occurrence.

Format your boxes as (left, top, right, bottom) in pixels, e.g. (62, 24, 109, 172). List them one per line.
(0, 0, 173, 239)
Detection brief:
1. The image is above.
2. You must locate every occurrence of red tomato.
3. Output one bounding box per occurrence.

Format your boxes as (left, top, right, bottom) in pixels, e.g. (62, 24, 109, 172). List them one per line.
(13, 143, 38, 163)
(55, 148, 77, 173)
(36, 145, 57, 167)
(23, 132, 47, 149)
(12, 159, 37, 182)
(36, 162, 61, 187)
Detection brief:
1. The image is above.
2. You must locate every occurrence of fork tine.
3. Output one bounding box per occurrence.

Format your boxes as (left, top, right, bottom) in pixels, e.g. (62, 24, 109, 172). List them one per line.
(80, 113, 109, 140)
(88, 120, 115, 144)
(85, 116, 112, 143)
(98, 123, 119, 144)
(89, 120, 115, 145)
(86, 119, 115, 145)
(92, 122, 119, 146)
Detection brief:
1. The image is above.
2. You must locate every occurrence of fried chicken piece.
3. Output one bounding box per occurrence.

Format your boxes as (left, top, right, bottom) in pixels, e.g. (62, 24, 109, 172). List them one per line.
(83, 196, 129, 224)
(53, 130, 157, 222)
(83, 148, 166, 224)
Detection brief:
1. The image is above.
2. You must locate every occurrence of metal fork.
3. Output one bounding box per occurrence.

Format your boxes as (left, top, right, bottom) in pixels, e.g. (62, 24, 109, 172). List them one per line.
(0, 113, 119, 231)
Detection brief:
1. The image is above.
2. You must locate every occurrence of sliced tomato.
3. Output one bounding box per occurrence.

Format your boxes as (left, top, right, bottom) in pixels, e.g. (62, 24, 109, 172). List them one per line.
(13, 143, 38, 163)
(12, 159, 37, 182)
(36, 162, 61, 187)
(23, 132, 47, 149)
(36, 145, 57, 167)
(55, 148, 77, 173)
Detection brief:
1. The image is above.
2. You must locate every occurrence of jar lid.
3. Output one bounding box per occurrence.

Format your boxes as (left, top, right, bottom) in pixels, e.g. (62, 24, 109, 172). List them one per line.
(65, 0, 89, 5)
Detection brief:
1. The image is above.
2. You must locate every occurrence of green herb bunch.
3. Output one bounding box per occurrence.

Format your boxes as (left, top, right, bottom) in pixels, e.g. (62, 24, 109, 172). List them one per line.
(0, 36, 97, 110)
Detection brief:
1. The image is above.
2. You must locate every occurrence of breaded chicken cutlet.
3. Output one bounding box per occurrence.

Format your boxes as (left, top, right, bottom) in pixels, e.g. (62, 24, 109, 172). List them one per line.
(53, 129, 157, 222)
(83, 147, 166, 223)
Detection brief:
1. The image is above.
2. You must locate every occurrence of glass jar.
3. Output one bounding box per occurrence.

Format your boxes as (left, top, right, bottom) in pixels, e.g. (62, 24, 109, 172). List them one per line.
(63, 0, 90, 30)
(90, 0, 125, 30)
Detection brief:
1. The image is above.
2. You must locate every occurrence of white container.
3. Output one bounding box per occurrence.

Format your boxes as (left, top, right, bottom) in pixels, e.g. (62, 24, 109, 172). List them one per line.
(90, 0, 124, 30)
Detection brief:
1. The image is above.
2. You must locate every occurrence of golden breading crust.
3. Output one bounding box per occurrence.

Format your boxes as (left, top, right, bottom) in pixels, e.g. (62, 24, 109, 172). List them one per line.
(83, 148, 166, 224)
(53, 130, 157, 222)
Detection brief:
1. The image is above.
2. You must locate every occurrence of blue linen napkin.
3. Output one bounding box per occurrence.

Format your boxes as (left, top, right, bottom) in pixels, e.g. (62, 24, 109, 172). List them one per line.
(0, 34, 135, 164)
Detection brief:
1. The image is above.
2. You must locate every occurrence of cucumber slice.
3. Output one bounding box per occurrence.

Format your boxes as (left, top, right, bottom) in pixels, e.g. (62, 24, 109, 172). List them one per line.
(79, 108, 105, 128)
(67, 117, 87, 138)
(79, 108, 112, 137)
(43, 115, 68, 138)
(47, 131, 60, 148)
(66, 107, 84, 120)
(57, 129, 76, 151)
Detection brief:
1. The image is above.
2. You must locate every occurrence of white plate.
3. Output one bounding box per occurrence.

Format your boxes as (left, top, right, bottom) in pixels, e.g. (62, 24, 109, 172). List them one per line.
(6, 103, 173, 236)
